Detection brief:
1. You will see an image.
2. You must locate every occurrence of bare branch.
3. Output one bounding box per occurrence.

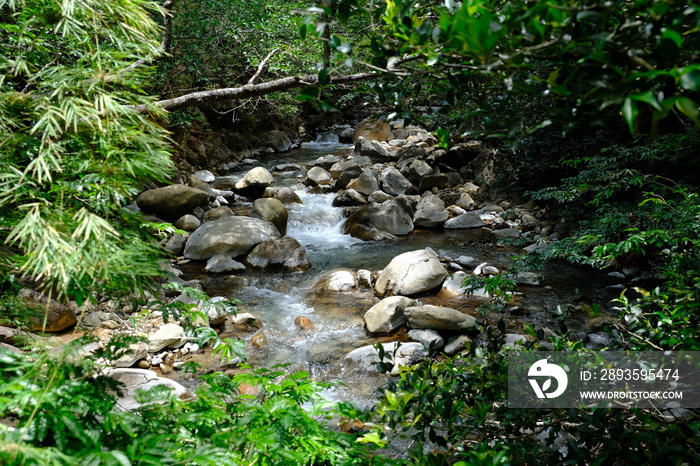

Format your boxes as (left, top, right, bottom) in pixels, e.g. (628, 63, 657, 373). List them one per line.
(247, 48, 280, 85)
(134, 72, 376, 113)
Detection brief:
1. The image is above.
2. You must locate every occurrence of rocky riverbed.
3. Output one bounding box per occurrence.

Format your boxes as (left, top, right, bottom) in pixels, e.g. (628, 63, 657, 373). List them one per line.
(1, 119, 659, 407)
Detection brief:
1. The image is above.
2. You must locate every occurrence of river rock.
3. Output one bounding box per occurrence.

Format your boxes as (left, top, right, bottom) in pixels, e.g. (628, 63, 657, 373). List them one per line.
(363, 296, 417, 334)
(108, 368, 190, 410)
(205, 254, 246, 273)
(343, 341, 427, 374)
(404, 305, 476, 331)
(294, 316, 316, 331)
(444, 335, 471, 355)
(367, 190, 394, 203)
(353, 136, 391, 160)
(251, 330, 267, 347)
(357, 269, 374, 288)
(353, 119, 391, 143)
(330, 158, 370, 178)
(326, 270, 357, 292)
(444, 212, 484, 229)
(263, 130, 292, 152)
(183, 216, 281, 260)
(194, 170, 215, 183)
(413, 194, 448, 227)
(407, 159, 432, 182)
(174, 214, 201, 231)
(418, 173, 453, 193)
(251, 198, 288, 236)
(232, 312, 263, 331)
(244, 237, 311, 272)
(305, 166, 333, 186)
(521, 213, 538, 229)
(374, 249, 448, 297)
(165, 234, 187, 255)
(439, 271, 469, 297)
(456, 192, 475, 210)
(112, 340, 148, 368)
(346, 169, 380, 196)
(148, 323, 187, 353)
(136, 185, 209, 221)
(408, 329, 444, 350)
(332, 189, 367, 207)
(203, 206, 234, 222)
(343, 201, 414, 241)
(263, 186, 302, 204)
(20, 288, 77, 333)
(493, 228, 521, 239)
(234, 167, 273, 196)
(381, 167, 416, 196)
(335, 167, 363, 190)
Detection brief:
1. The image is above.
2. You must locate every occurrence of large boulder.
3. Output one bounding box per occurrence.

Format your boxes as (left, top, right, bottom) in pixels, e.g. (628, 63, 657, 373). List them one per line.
(381, 167, 416, 196)
(21, 288, 77, 333)
(352, 119, 391, 142)
(330, 157, 370, 178)
(205, 254, 246, 273)
(136, 185, 209, 221)
(413, 194, 448, 228)
(244, 237, 311, 272)
(148, 323, 187, 353)
(444, 212, 484, 229)
(353, 136, 391, 160)
(251, 198, 288, 236)
(363, 296, 417, 334)
(234, 167, 274, 197)
(262, 130, 293, 152)
(404, 305, 476, 331)
(183, 216, 281, 260)
(343, 201, 414, 241)
(346, 168, 380, 196)
(263, 186, 302, 204)
(107, 368, 190, 410)
(332, 189, 367, 207)
(305, 166, 333, 186)
(374, 249, 448, 297)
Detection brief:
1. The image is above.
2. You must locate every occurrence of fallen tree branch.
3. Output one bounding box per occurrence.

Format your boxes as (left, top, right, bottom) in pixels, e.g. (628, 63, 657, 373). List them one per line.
(134, 71, 376, 113)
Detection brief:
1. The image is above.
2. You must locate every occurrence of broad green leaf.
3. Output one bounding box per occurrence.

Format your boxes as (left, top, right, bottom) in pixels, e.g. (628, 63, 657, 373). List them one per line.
(622, 97, 638, 133)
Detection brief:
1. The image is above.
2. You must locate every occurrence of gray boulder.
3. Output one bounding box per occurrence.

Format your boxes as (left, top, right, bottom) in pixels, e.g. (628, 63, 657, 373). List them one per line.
(404, 305, 476, 331)
(346, 169, 380, 196)
(343, 341, 427, 374)
(456, 192, 475, 210)
(107, 368, 189, 410)
(251, 198, 288, 236)
(343, 201, 414, 241)
(413, 194, 448, 228)
(263, 186, 302, 204)
(244, 237, 311, 272)
(408, 329, 444, 350)
(363, 296, 417, 334)
(147, 323, 187, 353)
(353, 136, 391, 160)
(381, 167, 416, 195)
(205, 255, 246, 273)
(444, 212, 484, 229)
(136, 185, 209, 221)
(183, 216, 281, 260)
(203, 206, 235, 222)
(235, 167, 274, 196)
(305, 166, 333, 186)
(21, 288, 77, 333)
(263, 130, 293, 152)
(332, 189, 367, 207)
(174, 214, 200, 231)
(374, 248, 448, 297)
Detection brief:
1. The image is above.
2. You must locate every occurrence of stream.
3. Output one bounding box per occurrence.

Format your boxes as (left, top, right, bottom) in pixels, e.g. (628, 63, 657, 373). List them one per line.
(179, 139, 617, 406)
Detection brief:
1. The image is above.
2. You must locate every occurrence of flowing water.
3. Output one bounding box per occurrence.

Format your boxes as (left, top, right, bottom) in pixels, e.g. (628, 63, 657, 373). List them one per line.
(180, 140, 615, 405)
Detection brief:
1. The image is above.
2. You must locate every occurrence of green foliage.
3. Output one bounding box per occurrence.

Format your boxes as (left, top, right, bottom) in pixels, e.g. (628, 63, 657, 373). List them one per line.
(320, 0, 700, 137)
(0, 0, 176, 305)
(462, 273, 516, 314)
(362, 326, 700, 465)
(0, 343, 380, 465)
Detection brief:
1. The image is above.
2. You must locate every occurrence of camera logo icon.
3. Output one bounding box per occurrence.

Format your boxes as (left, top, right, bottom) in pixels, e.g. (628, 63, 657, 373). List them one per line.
(528, 359, 568, 399)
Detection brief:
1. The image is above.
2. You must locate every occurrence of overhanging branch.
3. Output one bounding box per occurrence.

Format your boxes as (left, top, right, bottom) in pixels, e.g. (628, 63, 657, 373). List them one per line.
(135, 72, 375, 113)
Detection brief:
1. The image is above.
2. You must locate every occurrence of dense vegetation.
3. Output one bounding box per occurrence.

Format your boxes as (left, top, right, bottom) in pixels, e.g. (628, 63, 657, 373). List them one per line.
(1, 0, 699, 465)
